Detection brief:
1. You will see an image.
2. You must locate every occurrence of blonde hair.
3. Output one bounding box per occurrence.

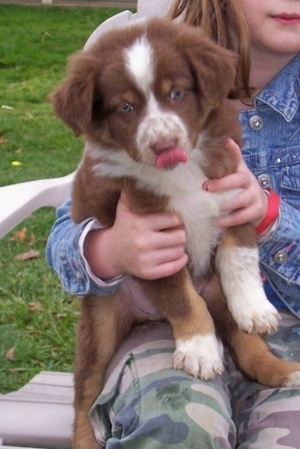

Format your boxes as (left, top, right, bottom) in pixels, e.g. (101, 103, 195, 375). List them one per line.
(169, 0, 252, 99)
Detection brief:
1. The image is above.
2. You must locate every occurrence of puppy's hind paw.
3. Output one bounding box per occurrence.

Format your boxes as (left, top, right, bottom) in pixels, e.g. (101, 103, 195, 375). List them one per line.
(283, 371, 300, 387)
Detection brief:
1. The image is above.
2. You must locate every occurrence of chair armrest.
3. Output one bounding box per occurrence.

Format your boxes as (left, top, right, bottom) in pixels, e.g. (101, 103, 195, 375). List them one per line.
(0, 173, 74, 239)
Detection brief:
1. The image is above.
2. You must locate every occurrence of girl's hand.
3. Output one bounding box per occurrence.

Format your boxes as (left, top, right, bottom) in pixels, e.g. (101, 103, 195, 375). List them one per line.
(84, 190, 188, 280)
(202, 138, 268, 228)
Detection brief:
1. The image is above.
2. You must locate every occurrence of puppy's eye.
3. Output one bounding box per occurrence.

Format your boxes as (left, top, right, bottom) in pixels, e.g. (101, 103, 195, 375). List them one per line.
(169, 89, 184, 103)
(120, 102, 134, 113)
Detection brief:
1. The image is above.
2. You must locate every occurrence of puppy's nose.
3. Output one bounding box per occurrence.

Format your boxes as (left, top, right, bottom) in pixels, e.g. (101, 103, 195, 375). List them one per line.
(153, 140, 177, 155)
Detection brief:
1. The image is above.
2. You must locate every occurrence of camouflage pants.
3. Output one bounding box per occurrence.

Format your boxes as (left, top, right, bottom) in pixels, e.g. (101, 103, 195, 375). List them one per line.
(89, 312, 300, 448)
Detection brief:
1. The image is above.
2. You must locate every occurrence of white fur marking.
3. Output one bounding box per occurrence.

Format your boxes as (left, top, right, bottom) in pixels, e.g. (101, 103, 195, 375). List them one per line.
(174, 334, 224, 379)
(124, 36, 154, 95)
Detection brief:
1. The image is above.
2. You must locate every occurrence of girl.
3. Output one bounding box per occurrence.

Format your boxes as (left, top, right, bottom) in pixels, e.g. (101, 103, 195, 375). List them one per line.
(46, 0, 300, 447)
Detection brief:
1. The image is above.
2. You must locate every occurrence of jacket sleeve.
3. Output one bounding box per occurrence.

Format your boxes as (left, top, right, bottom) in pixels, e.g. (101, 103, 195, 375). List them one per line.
(259, 199, 300, 316)
(46, 199, 123, 296)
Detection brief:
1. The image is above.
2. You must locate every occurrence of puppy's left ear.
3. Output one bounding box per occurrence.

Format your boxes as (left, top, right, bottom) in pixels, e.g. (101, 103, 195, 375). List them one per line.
(179, 25, 237, 105)
(49, 51, 101, 135)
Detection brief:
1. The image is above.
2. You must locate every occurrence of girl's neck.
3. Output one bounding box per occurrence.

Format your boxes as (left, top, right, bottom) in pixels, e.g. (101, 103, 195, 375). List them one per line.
(234, 50, 298, 113)
(249, 49, 296, 94)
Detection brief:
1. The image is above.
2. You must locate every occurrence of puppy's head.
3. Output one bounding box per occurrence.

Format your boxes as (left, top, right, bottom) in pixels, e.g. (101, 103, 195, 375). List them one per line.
(49, 18, 237, 169)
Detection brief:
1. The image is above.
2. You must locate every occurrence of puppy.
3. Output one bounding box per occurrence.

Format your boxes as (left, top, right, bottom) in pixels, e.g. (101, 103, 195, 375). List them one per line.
(50, 18, 300, 449)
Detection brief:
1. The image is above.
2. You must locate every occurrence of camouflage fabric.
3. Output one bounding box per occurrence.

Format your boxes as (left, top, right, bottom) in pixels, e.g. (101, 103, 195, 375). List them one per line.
(89, 313, 300, 448)
(230, 312, 300, 448)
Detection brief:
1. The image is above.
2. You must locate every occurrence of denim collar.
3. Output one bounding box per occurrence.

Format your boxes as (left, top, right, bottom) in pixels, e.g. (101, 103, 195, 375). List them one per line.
(253, 53, 300, 122)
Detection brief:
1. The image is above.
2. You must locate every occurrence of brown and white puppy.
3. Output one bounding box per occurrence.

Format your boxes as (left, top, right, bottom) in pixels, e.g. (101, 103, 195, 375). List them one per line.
(50, 18, 300, 449)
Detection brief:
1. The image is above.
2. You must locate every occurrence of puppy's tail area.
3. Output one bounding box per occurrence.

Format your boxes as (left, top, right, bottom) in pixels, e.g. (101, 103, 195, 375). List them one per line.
(203, 276, 300, 388)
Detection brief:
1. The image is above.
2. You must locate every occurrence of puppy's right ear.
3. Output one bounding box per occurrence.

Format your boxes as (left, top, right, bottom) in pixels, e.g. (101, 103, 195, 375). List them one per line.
(48, 51, 100, 135)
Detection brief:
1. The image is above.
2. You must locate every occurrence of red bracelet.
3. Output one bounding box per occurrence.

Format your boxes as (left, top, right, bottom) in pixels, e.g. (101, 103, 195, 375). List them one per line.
(255, 189, 280, 235)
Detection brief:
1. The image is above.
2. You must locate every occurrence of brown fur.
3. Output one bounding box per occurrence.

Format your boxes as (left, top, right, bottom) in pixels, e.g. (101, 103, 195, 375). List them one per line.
(50, 18, 300, 449)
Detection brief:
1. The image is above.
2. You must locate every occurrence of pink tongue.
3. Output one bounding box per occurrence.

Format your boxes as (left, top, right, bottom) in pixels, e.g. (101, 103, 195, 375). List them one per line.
(156, 147, 188, 169)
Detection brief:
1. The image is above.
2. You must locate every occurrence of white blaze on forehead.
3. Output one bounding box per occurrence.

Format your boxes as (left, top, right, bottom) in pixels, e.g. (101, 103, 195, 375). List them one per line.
(124, 35, 154, 95)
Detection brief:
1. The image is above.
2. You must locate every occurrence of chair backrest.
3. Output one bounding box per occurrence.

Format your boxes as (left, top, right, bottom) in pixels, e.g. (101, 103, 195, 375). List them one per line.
(0, 172, 74, 239)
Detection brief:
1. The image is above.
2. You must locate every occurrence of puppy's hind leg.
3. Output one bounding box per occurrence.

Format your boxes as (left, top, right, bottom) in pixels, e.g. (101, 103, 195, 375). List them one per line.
(73, 294, 133, 449)
(204, 277, 300, 387)
(228, 323, 300, 387)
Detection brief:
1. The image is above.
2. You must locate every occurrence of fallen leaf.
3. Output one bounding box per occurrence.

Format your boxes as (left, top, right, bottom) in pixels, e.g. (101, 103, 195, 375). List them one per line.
(11, 227, 27, 242)
(31, 360, 45, 367)
(0, 135, 8, 144)
(6, 347, 15, 361)
(12, 160, 22, 166)
(28, 301, 42, 313)
(29, 233, 36, 244)
(1, 105, 14, 110)
(15, 249, 40, 261)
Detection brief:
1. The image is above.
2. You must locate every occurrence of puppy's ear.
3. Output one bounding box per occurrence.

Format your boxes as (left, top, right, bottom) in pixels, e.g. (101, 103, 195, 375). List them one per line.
(49, 51, 101, 135)
(179, 26, 237, 105)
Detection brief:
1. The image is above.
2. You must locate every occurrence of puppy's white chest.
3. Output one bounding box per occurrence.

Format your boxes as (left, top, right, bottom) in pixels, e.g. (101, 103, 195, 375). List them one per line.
(169, 179, 222, 278)
(133, 159, 231, 278)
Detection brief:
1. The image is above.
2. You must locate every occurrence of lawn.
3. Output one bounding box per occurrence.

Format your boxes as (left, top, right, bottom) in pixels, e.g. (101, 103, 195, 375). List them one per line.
(0, 4, 135, 393)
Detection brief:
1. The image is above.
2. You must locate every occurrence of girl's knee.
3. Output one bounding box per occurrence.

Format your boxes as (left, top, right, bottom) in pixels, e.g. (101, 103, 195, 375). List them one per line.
(91, 354, 235, 448)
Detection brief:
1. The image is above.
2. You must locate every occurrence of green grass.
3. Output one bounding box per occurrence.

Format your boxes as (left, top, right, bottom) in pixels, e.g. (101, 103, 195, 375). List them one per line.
(0, 4, 135, 393)
(0, 4, 128, 184)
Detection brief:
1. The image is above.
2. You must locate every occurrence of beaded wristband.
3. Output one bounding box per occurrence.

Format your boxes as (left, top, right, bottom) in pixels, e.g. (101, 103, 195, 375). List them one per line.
(255, 189, 280, 236)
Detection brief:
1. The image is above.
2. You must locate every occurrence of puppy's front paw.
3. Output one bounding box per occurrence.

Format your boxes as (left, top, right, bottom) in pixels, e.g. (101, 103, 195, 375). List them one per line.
(173, 334, 224, 380)
(232, 297, 280, 334)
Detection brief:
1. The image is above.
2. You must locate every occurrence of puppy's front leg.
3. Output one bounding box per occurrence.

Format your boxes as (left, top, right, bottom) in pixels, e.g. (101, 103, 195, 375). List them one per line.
(172, 289, 224, 380)
(215, 224, 280, 334)
(142, 270, 224, 380)
(73, 294, 133, 449)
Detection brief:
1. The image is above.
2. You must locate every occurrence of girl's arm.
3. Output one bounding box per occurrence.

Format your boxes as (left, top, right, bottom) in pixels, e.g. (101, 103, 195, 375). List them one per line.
(46, 194, 187, 297)
(46, 199, 122, 296)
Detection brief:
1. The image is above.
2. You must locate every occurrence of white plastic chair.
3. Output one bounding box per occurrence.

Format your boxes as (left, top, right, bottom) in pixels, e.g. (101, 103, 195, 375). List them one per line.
(0, 174, 75, 449)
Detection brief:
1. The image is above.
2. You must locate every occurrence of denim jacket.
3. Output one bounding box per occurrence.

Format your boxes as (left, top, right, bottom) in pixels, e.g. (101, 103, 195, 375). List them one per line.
(46, 42, 300, 317)
(239, 54, 300, 317)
